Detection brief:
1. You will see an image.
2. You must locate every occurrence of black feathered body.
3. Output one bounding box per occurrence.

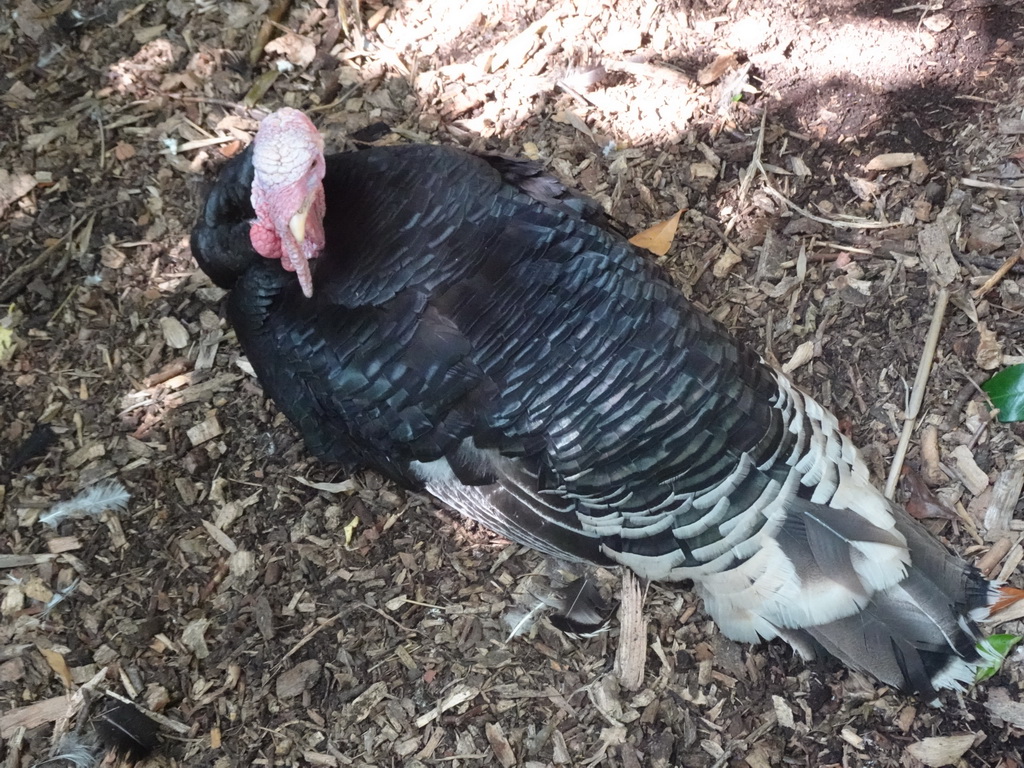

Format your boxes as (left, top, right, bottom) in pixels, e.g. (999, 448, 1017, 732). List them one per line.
(192, 142, 993, 694)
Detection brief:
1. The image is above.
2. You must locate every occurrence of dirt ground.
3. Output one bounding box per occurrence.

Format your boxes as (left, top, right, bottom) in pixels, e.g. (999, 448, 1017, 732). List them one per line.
(3, 0, 1024, 766)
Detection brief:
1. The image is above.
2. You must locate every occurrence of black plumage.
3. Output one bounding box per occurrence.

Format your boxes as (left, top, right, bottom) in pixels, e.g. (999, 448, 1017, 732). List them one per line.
(191, 118, 1003, 696)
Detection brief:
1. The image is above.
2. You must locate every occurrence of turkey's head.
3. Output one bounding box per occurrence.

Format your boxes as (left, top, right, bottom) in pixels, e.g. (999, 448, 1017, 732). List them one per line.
(249, 108, 326, 298)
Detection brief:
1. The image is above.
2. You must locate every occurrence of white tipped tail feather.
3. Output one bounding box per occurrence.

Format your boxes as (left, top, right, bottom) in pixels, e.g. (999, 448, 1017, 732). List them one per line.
(412, 373, 1002, 695)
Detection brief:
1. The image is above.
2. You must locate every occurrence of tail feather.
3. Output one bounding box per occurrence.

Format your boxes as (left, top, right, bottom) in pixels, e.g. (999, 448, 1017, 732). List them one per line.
(701, 484, 998, 694)
(782, 499, 909, 594)
(773, 505, 997, 695)
(701, 493, 910, 642)
(778, 609, 947, 695)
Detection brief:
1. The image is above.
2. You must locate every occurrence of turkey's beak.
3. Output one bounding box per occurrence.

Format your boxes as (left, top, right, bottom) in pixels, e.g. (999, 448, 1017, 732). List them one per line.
(288, 207, 307, 243)
(288, 186, 315, 243)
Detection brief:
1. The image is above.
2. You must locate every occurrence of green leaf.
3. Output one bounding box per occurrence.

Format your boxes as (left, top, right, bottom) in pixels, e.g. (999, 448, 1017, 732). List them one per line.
(974, 634, 1022, 683)
(982, 364, 1024, 422)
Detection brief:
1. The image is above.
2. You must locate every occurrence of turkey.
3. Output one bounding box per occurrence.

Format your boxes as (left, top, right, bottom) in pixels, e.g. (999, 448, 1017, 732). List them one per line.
(191, 107, 1013, 696)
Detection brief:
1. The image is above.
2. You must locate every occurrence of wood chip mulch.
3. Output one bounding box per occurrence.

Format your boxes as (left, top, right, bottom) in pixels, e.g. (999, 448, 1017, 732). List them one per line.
(2, 1, 1024, 766)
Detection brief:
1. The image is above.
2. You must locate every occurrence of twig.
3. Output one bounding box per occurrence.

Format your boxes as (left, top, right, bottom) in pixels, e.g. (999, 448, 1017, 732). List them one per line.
(46, 667, 107, 748)
(101, 689, 189, 735)
(960, 177, 1024, 193)
(337, 0, 350, 40)
(971, 247, 1023, 299)
(161, 94, 260, 113)
(699, 216, 745, 262)
(93, 107, 106, 172)
(355, 600, 422, 635)
(249, 0, 295, 66)
(763, 185, 899, 230)
(48, 285, 80, 326)
(953, 94, 1000, 104)
(737, 108, 768, 206)
(884, 287, 949, 498)
(276, 602, 420, 677)
(816, 242, 875, 255)
(277, 610, 347, 670)
(174, 135, 242, 153)
(893, 3, 944, 12)
(0, 216, 87, 302)
(966, 414, 991, 451)
(723, 109, 767, 242)
(747, 111, 896, 232)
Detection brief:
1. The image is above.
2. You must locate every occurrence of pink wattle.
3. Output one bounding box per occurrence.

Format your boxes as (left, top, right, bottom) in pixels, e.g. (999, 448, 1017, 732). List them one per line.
(250, 217, 283, 261)
(248, 108, 327, 298)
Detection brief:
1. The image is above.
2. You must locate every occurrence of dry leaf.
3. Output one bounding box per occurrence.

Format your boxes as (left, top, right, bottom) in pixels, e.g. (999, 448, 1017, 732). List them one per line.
(343, 516, 359, 547)
(485, 722, 517, 768)
(782, 341, 815, 374)
(292, 476, 357, 494)
(975, 322, 1003, 370)
(202, 519, 236, 553)
(904, 734, 976, 767)
(265, 32, 316, 68)
(923, 13, 953, 32)
(244, 70, 281, 108)
(902, 467, 957, 520)
(114, 142, 136, 161)
(865, 152, 916, 171)
(226, 556, 259, 607)
(985, 688, 1024, 728)
(713, 249, 742, 278)
(2, 80, 37, 105)
(276, 659, 321, 699)
(159, 316, 190, 349)
(38, 648, 73, 688)
(629, 209, 684, 256)
(0, 168, 36, 216)
(0, 326, 18, 366)
(847, 176, 880, 200)
(698, 52, 739, 86)
(133, 24, 167, 44)
(552, 109, 593, 138)
(789, 155, 811, 176)
(100, 244, 126, 269)
(181, 618, 211, 659)
(13, 0, 50, 40)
